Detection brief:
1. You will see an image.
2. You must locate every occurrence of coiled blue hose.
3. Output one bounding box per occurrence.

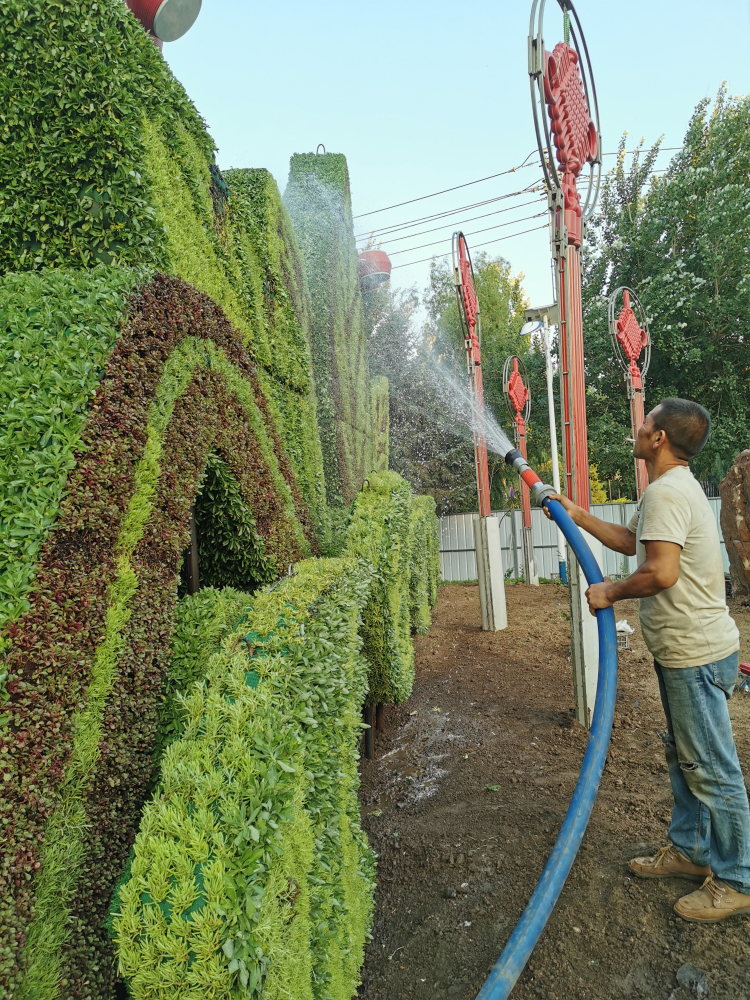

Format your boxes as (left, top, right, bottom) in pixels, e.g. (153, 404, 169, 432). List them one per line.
(476, 497, 619, 1000)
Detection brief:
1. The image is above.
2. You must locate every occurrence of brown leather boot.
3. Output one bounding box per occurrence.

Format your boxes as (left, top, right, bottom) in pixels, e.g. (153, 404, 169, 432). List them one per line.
(629, 843, 711, 882)
(675, 876, 750, 923)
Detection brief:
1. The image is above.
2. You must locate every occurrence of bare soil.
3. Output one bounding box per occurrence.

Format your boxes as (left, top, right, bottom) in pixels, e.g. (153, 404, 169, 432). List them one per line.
(357, 583, 750, 1000)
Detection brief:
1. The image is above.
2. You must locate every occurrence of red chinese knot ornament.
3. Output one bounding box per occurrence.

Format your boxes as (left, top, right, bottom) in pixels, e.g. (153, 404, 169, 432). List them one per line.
(543, 42, 598, 247)
(507, 358, 529, 432)
(615, 290, 648, 389)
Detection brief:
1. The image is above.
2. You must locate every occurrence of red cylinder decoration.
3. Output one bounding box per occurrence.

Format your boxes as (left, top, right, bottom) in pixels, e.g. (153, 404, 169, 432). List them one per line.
(125, 0, 202, 42)
(357, 250, 392, 291)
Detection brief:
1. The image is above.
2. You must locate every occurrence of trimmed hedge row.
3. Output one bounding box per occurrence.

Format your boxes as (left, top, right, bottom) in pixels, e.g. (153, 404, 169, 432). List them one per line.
(284, 154, 372, 507)
(0, 272, 316, 999)
(347, 472, 422, 706)
(115, 559, 376, 1000)
(370, 377, 389, 475)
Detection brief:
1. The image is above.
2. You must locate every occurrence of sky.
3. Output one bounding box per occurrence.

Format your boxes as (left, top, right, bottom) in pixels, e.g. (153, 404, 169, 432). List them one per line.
(163, 0, 750, 311)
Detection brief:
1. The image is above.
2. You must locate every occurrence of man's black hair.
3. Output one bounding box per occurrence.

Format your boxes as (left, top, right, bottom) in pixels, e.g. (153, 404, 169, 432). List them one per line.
(651, 398, 711, 459)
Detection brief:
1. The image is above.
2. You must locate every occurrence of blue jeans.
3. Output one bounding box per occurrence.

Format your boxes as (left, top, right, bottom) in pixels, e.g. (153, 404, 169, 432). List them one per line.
(655, 652, 750, 893)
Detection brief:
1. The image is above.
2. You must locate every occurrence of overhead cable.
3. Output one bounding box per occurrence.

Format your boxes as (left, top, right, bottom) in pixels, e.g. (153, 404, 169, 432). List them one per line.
(353, 151, 538, 219)
(354, 182, 544, 240)
(354, 147, 681, 225)
(358, 196, 547, 248)
(390, 223, 549, 270)
(387, 211, 547, 257)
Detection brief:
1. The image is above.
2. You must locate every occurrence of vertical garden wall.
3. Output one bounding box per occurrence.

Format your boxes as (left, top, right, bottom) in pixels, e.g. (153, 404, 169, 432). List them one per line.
(0, 2, 435, 998)
(285, 154, 373, 506)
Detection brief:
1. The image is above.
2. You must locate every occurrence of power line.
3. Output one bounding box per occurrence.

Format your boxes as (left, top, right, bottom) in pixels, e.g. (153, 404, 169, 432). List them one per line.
(358, 196, 547, 248)
(354, 147, 683, 226)
(354, 183, 544, 240)
(353, 152, 538, 219)
(390, 222, 550, 270)
(386, 210, 547, 257)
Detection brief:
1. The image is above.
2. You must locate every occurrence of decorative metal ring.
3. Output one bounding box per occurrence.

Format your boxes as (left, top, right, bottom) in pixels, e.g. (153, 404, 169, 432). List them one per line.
(607, 285, 651, 378)
(528, 0, 602, 223)
(502, 354, 532, 424)
(316, 144, 326, 155)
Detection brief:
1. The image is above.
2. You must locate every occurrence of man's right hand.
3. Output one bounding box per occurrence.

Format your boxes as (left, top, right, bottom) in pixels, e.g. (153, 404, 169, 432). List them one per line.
(543, 493, 582, 524)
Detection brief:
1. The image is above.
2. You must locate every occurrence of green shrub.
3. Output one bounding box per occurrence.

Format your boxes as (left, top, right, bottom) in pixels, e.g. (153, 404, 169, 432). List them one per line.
(114, 558, 375, 1000)
(284, 154, 372, 506)
(346, 471, 415, 705)
(192, 455, 278, 595)
(152, 586, 253, 772)
(409, 495, 440, 635)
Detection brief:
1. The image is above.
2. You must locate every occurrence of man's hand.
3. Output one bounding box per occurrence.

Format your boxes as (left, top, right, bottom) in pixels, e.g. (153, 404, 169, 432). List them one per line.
(542, 494, 582, 523)
(585, 578, 614, 616)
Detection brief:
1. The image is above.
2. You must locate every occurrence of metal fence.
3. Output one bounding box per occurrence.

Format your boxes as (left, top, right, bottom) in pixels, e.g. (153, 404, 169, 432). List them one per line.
(439, 498, 727, 582)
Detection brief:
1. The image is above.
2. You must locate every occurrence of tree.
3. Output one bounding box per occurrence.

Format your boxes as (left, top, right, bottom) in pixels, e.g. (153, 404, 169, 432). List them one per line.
(583, 89, 750, 494)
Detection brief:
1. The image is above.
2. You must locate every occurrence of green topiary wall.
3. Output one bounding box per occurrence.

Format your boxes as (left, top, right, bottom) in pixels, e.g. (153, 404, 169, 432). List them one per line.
(370, 376, 390, 473)
(0, 272, 316, 999)
(284, 154, 372, 506)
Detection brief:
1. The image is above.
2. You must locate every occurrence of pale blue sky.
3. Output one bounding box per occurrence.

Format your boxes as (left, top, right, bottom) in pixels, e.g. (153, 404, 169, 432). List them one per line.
(164, 0, 750, 308)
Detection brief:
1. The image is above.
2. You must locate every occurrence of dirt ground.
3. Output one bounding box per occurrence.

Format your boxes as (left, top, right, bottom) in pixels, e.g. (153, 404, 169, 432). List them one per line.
(357, 583, 750, 1000)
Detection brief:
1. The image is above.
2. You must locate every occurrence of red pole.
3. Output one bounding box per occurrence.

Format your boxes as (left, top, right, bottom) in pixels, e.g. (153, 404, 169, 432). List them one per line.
(613, 289, 650, 499)
(455, 235, 492, 517)
(506, 358, 532, 526)
(543, 41, 598, 512)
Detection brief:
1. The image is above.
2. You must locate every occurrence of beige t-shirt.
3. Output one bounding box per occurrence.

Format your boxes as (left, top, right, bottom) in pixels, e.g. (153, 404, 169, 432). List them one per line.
(626, 466, 738, 668)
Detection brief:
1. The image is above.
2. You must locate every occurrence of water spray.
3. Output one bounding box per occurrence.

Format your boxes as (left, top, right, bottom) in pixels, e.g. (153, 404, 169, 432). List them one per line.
(452, 231, 508, 631)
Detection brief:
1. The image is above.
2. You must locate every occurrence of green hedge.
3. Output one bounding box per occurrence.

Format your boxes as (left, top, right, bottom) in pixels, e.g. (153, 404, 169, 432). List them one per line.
(409, 495, 441, 636)
(284, 155, 372, 507)
(114, 558, 376, 1000)
(346, 472, 415, 705)
(0, 274, 316, 999)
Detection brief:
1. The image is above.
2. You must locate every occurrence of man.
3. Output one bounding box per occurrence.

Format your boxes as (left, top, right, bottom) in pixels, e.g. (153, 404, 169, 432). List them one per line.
(548, 398, 750, 922)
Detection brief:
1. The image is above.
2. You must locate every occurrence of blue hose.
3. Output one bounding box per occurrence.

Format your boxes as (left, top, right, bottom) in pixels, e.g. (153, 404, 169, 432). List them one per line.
(476, 498, 618, 1000)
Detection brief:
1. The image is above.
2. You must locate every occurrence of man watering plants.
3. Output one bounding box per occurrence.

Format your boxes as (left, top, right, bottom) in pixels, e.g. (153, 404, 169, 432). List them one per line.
(548, 398, 750, 923)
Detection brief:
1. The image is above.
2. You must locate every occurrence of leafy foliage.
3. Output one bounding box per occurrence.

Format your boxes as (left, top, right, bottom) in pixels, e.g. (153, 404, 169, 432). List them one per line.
(409, 495, 440, 635)
(583, 91, 750, 492)
(0, 266, 144, 637)
(0, 274, 312, 999)
(346, 472, 415, 704)
(285, 154, 372, 506)
(193, 455, 278, 594)
(152, 587, 252, 770)
(114, 559, 376, 1000)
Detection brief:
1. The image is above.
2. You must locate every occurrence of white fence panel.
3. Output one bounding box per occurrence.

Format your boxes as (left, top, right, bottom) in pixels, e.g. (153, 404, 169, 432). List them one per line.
(439, 497, 729, 582)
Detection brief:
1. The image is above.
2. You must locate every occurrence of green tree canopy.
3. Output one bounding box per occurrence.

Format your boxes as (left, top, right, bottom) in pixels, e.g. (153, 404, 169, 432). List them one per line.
(583, 89, 750, 494)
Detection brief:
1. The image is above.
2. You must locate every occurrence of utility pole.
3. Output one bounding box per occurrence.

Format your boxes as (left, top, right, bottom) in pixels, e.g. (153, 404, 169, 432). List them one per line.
(529, 0, 602, 726)
(503, 356, 539, 585)
(521, 304, 567, 582)
(452, 231, 507, 631)
(608, 287, 651, 499)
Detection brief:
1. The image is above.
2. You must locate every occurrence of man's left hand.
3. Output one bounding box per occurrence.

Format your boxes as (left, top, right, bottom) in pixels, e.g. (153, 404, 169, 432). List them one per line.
(585, 579, 613, 616)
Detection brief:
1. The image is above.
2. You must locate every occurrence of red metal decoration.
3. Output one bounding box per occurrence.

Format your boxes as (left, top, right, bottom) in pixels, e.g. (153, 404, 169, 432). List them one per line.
(543, 43, 598, 247)
(125, 0, 201, 43)
(452, 232, 492, 518)
(357, 249, 392, 290)
(503, 356, 532, 529)
(609, 287, 651, 498)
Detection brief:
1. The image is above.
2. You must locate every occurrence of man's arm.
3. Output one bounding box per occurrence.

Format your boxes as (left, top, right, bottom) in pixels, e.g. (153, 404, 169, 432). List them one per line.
(585, 540, 681, 615)
(544, 494, 636, 556)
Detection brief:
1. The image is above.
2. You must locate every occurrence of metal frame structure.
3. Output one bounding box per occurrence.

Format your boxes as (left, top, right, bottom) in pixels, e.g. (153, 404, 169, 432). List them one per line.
(503, 356, 539, 585)
(608, 286, 651, 498)
(452, 232, 492, 518)
(452, 231, 507, 631)
(528, 0, 602, 727)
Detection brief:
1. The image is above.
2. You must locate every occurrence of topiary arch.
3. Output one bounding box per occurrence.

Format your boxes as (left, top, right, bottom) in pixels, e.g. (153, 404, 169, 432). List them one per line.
(1, 271, 317, 998)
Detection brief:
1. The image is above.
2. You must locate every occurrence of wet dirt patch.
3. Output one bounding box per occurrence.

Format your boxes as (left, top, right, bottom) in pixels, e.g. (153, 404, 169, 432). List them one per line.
(357, 583, 750, 1000)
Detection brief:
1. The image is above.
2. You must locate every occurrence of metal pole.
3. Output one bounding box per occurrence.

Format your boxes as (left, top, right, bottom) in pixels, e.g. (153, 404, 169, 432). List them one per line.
(543, 316, 567, 581)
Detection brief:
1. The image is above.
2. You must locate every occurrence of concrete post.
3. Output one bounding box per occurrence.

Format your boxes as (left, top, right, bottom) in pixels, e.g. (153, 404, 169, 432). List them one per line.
(474, 515, 508, 631)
